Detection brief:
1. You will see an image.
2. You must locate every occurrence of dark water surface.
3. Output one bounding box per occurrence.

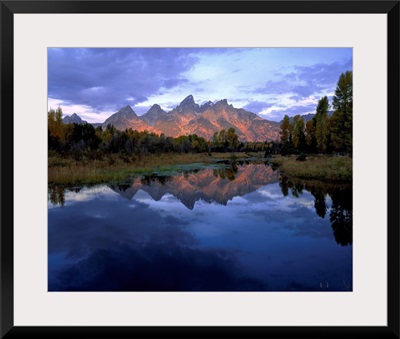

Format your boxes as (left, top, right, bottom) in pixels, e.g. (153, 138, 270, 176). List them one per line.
(48, 163, 352, 291)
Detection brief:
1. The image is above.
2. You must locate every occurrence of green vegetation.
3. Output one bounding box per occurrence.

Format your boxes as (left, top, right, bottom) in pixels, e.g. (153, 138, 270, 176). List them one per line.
(48, 151, 265, 185)
(268, 155, 352, 181)
(271, 71, 353, 181)
(279, 71, 352, 156)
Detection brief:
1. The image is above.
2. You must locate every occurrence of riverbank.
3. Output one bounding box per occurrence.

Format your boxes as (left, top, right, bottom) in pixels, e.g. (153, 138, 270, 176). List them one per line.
(48, 151, 265, 185)
(267, 154, 352, 181)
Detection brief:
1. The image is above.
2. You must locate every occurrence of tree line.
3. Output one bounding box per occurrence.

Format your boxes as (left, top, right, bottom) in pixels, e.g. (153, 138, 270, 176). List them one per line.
(48, 111, 271, 159)
(278, 71, 352, 156)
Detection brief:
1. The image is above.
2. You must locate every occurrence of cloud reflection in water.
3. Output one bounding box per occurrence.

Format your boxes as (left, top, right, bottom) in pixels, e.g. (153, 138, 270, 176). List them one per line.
(48, 164, 352, 291)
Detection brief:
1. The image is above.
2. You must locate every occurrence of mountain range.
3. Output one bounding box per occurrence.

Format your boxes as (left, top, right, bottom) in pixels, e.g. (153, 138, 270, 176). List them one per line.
(63, 95, 281, 142)
(62, 113, 88, 125)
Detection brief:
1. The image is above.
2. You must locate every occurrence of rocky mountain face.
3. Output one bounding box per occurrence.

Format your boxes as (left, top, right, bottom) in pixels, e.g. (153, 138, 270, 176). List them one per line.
(62, 113, 87, 124)
(69, 95, 281, 141)
(150, 95, 280, 141)
(140, 104, 167, 126)
(101, 105, 148, 131)
(197, 99, 280, 141)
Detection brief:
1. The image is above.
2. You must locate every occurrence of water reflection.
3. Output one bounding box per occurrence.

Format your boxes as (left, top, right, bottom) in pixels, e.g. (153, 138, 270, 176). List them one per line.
(49, 166, 352, 247)
(48, 163, 352, 291)
(110, 163, 278, 209)
(48, 185, 66, 207)
(278, 176, 352, 246)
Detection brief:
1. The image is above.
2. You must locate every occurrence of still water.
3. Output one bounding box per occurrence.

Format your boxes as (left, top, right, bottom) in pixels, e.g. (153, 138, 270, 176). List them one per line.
(48, 163, 352, 291)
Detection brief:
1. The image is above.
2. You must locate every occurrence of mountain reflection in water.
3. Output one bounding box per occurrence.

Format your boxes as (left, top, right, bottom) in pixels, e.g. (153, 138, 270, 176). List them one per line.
(48, 163, 352, 292)
(110, 163, 279, 209)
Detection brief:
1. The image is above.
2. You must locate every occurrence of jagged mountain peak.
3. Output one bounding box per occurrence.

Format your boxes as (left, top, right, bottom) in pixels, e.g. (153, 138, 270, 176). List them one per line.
(148, 104, 164, 112)
(62, 113, 87, 124)
(200, 101, 214, 112)
(93, 95, 280, 141)
(102, 104, 145, 130)
(215, 99, 230, 107)
(140, 104, 167, 125)
(116, 105, 136, 117)
(176, 95, 200, 113)
(181, 94, 195, 104)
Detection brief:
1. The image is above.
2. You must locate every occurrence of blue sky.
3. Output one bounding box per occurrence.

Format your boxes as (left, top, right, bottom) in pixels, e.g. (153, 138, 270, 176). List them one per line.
(48, 48, 352, 123)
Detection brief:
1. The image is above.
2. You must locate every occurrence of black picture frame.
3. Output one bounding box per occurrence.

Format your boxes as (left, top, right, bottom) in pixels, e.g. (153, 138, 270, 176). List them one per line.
(1, 1, 399, 338)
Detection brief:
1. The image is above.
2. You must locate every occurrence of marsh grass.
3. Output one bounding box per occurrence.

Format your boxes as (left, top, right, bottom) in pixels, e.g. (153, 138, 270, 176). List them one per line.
(48, 152, 263, 185)
(268, 155, 352, 181)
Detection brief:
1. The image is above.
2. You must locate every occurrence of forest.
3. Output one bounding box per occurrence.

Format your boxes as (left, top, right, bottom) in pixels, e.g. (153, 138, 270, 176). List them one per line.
(277, 71, 352, 157)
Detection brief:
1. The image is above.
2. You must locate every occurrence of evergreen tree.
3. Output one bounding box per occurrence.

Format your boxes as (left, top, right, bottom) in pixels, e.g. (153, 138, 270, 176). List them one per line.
(226, 127, 239, 151)
(305, 119, 317, 153)
(280, 115, 290, 143)
(330, 71, 352, 154)
(291, 115, 306, 151)
(315, 96, 330, 153)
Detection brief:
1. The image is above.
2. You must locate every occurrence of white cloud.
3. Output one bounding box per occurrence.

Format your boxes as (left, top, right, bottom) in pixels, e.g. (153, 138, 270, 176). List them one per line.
(48, 97, 113, 123)
(63, 186, 118, 205)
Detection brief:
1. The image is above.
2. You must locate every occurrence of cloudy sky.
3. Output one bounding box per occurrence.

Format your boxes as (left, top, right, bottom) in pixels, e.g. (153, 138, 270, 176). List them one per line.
(48, 48, 352, 123)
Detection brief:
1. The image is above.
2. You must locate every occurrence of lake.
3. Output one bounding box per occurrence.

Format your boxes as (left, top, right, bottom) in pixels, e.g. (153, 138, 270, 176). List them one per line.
(48, 162, 352, 291)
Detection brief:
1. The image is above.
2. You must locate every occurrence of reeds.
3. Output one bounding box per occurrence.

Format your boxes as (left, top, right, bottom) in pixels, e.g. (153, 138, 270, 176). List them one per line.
(268, 155, 352, 181)
(48, 152, 264, 185)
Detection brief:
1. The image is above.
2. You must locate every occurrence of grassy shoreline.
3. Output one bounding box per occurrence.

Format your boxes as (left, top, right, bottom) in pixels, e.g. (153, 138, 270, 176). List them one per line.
(49, 151, 352, 185)
(48, 152, 264, 185)
(267, 154, 352, 181)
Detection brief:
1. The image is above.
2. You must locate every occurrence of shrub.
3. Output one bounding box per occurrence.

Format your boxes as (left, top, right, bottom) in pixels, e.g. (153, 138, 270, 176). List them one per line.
(296, 153, 307, 161)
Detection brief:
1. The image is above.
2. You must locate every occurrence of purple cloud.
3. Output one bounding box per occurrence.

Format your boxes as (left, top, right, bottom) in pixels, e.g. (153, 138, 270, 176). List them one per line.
(256, 59, 352, 99)
(242, 101, 275, 114)
(48, 48, 199, 112)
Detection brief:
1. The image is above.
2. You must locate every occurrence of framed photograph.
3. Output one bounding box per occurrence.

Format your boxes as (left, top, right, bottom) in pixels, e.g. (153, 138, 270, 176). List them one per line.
(1, 0, 399, 338)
